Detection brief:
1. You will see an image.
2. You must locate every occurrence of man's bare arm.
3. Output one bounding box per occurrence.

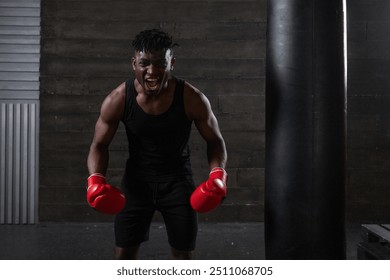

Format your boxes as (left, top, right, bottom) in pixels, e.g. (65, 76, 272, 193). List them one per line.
(184, 83, 227, 170)
(87, 83, 126, 175)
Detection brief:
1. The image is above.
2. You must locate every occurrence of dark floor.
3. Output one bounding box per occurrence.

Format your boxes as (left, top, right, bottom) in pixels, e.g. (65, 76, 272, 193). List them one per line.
(0, 222, 361, 260)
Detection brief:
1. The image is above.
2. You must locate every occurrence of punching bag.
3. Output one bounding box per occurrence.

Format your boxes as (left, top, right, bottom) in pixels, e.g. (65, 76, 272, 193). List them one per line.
(265, 0, 347, 259)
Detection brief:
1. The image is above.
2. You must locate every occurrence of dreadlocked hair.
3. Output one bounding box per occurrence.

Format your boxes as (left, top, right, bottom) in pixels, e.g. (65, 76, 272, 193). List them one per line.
(131, 29, 179, 53)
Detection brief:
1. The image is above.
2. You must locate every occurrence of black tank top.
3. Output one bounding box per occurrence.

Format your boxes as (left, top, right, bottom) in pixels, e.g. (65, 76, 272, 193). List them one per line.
(121, 78, 193, 183)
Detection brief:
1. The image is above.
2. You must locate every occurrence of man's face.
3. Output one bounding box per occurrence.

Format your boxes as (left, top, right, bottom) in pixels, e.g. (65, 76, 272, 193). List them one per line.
(132, 49, 175, 96)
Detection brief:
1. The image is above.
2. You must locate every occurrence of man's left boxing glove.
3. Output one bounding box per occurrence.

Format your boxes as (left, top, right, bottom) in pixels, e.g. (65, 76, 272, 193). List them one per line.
(87, 173, 126, 215)
(190, 167, 227, 213)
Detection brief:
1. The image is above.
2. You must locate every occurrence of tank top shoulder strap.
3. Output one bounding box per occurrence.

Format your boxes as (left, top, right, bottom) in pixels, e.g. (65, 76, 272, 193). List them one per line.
(172, 78, 186, 113)
(175, 77, 185, 93)
(122, 79, 136, 123)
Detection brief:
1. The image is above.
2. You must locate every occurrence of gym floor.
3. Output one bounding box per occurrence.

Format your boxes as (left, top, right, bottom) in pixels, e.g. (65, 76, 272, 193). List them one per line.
(0, 222, 362, 260)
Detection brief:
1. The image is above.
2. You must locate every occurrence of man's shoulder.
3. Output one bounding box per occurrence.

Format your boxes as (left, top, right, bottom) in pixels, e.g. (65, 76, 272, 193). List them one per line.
(101, 82, 127, 114)
(182, 80, 212, 121)
(109, 81, 127, 101)
(183, 81, 203, 99)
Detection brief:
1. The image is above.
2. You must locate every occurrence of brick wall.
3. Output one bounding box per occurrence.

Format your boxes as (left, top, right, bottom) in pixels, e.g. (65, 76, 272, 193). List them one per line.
(39, 0, 266, 222)
(347, 0, 390, 222)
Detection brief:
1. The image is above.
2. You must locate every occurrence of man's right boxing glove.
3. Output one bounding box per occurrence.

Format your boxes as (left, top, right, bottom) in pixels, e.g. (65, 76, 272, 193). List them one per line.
(190, 167, 227, 213)
(87, 173, 126, 215)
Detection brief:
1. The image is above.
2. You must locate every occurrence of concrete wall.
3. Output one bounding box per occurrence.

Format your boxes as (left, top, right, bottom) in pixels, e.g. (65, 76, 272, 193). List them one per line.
(347, 0, 390, 222)
(39, 0, 266, 222)
(39, 0, 390, 223)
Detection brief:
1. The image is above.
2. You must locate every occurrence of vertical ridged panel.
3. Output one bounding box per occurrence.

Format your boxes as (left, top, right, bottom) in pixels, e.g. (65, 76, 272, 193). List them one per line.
(0, 0, 40, 224)
(0, 101, 39, 224)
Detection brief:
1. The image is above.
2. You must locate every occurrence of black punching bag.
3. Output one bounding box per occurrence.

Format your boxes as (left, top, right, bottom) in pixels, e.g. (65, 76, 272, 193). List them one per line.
(265, 0, 347, 259)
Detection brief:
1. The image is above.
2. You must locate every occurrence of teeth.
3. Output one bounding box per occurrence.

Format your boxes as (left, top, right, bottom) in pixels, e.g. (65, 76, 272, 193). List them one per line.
(145, 78, 159, 89)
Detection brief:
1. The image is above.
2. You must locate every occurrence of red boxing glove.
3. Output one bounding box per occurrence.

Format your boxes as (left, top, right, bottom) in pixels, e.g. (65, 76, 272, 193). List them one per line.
(190, 167, 227, 213)
(87, 173, 126, 215)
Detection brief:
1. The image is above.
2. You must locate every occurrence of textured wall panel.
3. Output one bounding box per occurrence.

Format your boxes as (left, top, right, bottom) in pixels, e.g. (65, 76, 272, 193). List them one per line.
(0, 101, 39, 224)
(0, 0, 40, 224)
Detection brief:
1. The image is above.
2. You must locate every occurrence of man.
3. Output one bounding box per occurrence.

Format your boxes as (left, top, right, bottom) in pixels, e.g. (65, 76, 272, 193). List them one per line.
(86, 29, 227, 259)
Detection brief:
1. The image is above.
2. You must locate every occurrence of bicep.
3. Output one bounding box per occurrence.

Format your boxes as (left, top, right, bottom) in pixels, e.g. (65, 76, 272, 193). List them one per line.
(91, 89, 124, 147)
(186, 85, 227, 167)
(192, 94, 223, 143)
(92, 115, 119, 148)
(195, 116, 220, 143)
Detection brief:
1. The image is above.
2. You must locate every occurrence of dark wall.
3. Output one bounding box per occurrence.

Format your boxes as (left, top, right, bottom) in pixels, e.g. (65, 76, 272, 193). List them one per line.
(347, 0, 390, 222)
(39, 0, 390, 223)
(39, 0, 266, 222)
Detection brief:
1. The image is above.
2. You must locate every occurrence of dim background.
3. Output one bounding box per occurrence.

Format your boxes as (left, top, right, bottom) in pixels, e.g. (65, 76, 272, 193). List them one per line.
(0, 0, 389, 225)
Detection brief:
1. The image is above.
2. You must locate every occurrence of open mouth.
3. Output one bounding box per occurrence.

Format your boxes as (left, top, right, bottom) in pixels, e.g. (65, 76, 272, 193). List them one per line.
(145, 77, 161, 91)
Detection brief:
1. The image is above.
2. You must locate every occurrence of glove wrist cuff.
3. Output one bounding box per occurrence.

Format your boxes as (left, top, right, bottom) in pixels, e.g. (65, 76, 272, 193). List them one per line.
(87, 173, 106, 189)
(209, 167, 225, 173)
(209, 167, 227, 184)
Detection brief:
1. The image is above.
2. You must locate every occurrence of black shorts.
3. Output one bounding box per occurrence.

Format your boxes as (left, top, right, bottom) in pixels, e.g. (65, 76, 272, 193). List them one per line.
(114, 178, 198, 251)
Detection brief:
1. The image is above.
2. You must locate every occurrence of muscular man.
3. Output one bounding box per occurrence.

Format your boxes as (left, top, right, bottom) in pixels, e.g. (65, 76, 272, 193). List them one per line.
(87, 29, 227, 259)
